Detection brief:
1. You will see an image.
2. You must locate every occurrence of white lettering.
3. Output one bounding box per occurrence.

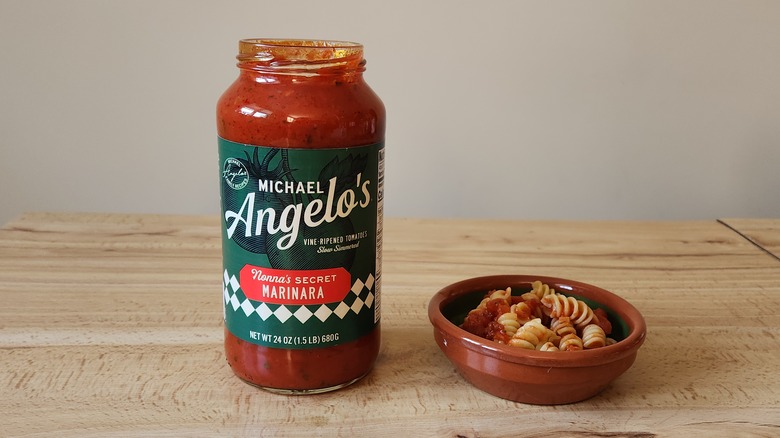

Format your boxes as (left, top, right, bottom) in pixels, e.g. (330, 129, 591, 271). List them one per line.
(257, 180, 325, 195)
(225, 192, 255, 239)
(276, 203, 302, 250)
(260, 284, 325, 302)
(224, 174, 372, 250)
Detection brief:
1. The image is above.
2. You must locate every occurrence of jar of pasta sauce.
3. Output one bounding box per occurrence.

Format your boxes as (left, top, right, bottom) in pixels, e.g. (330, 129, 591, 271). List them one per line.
(217, 39, 385, 393)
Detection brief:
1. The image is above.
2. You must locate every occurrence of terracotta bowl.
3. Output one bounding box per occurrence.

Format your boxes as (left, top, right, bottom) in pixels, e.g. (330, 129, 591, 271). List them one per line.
(428, 275, 646, 405)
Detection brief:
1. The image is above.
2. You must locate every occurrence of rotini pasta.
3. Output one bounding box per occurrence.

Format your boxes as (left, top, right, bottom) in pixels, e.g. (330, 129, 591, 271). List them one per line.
(549, 316, 577, 337)
(582, 324, 607, 349)
(558, 333, 584, 351)
(540, 293, 599, 331)
(508, 319, 554, 349)
(470, 287, 511, 312)
(523, 280, 556, 301)
(461, 287, 513, 340)
(496, 312, 521, 338)
(510, 300, 540, 324)
(460, 281, 616, 352)
(486, 287, 511, 303)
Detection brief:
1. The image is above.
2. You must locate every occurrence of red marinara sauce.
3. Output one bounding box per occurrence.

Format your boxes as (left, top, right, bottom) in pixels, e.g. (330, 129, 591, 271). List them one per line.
(217, 39, 385, 393)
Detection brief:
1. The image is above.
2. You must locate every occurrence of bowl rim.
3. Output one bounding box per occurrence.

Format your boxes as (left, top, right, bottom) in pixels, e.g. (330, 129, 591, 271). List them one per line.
(428, 274, 647, 368)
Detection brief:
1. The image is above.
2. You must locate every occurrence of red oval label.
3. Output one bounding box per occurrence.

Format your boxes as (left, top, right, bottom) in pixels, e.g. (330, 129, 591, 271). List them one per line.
(239, 265, 351, 305)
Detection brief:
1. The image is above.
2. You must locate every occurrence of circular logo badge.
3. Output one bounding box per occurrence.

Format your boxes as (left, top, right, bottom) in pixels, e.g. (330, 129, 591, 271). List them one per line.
(223, 158, 249, 190)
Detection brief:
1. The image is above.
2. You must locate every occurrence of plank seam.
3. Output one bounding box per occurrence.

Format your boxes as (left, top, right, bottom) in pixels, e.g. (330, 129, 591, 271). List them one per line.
(717, 219, 780, 263)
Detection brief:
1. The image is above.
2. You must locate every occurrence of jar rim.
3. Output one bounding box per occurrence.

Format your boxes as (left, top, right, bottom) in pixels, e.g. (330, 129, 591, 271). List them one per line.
(237, 38, 366, 73)
(240, 38, 363, 49)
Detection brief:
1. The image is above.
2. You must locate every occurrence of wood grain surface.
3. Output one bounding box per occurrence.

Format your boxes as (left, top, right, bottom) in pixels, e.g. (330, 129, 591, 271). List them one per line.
(720, 218, 780, 261)
(2, 212, 779, 437)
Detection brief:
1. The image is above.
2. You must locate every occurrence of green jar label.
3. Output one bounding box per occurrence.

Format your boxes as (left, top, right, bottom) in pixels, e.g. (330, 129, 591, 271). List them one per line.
(219, 138, 383, 349)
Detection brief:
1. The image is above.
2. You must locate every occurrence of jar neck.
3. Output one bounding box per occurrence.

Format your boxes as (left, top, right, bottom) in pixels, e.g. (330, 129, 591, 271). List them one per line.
(236, 39, 366, 77)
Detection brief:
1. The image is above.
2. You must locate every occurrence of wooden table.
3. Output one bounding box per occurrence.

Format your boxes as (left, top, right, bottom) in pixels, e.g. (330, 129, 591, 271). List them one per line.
(2, 213, 779, 437)
(720, 218, 780, 261)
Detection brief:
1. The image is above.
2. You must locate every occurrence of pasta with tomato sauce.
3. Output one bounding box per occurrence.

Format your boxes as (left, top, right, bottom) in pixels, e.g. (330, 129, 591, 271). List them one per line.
(460, 282, 616, 351)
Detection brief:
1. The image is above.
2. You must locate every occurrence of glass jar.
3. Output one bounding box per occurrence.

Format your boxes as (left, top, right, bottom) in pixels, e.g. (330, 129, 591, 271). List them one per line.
(217, 39, 385, 394)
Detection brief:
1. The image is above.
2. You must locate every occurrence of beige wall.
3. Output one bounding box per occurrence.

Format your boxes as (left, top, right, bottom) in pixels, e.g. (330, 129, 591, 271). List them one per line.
(1, 0, 779, 224)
